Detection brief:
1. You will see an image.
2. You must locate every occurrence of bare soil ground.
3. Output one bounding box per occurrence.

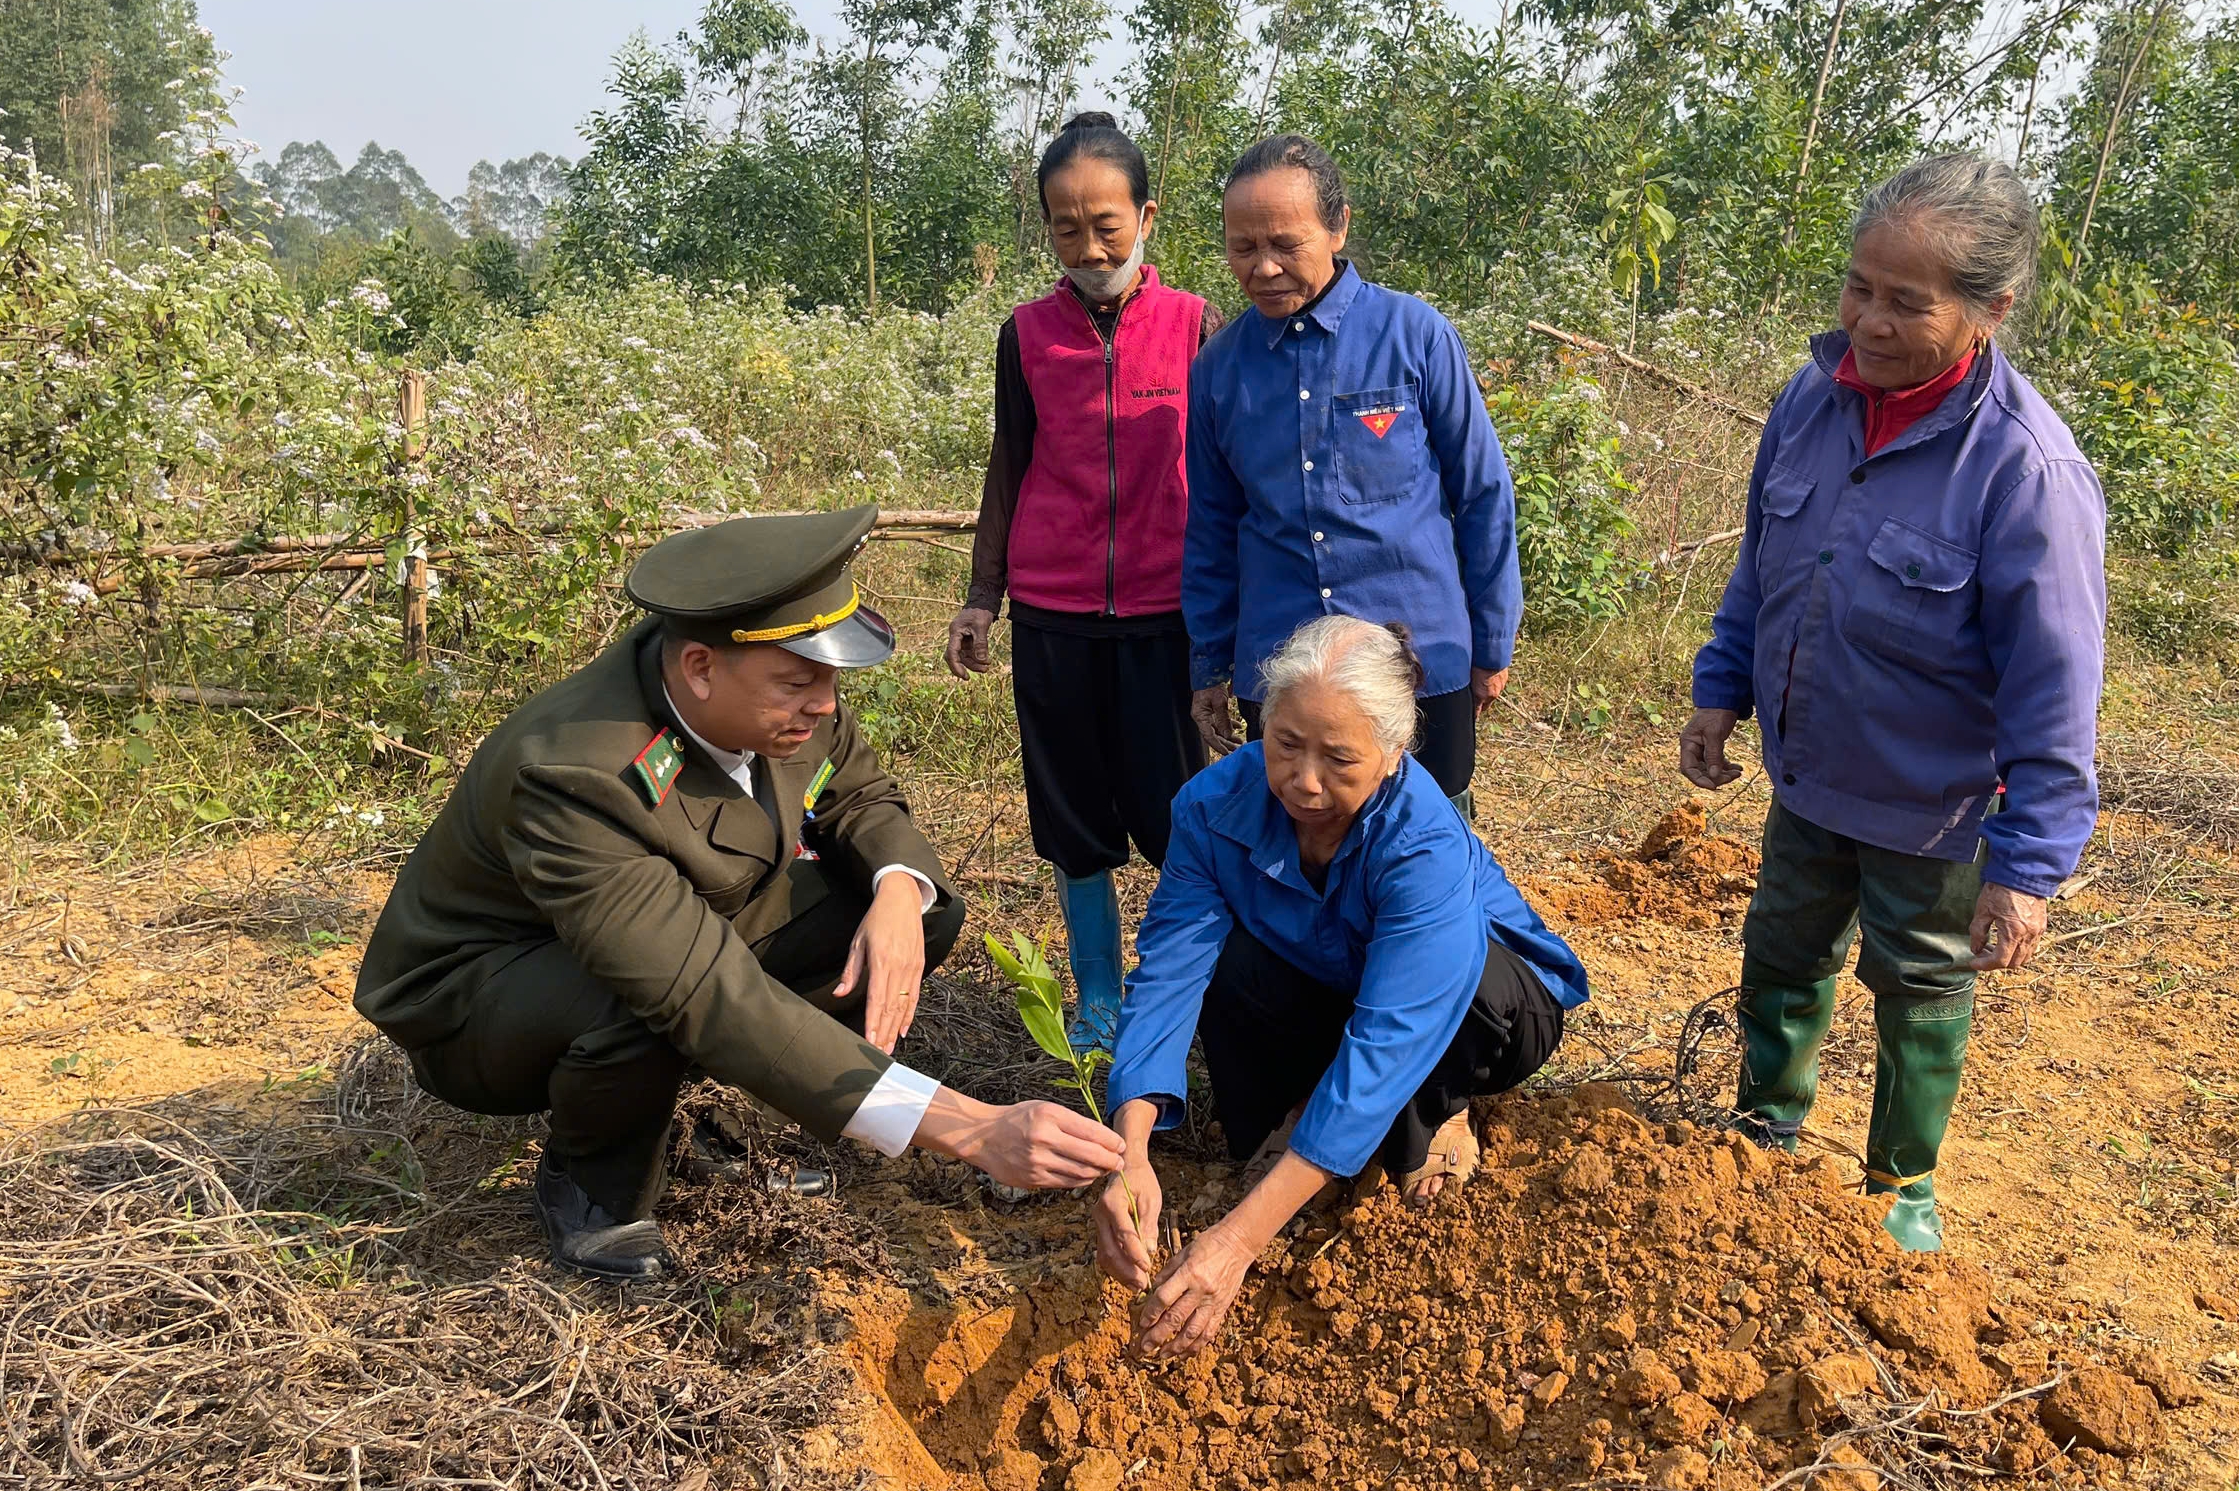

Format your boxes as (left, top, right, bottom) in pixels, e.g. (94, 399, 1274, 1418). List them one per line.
(4, 728, 2237, 1490)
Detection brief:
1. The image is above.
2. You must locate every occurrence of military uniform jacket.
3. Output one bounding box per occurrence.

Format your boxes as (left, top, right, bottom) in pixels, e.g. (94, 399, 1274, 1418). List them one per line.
(354, 617, 954, 1140)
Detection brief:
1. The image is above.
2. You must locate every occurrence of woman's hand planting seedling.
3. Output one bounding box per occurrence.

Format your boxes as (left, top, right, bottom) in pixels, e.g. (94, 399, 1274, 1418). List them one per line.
(985, 932, 1147, 1246)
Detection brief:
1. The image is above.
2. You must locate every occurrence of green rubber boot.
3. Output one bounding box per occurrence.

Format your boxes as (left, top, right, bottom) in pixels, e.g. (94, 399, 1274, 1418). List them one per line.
(1864, 990, 1974, 1252)
(1733, 970, 1839, 1153)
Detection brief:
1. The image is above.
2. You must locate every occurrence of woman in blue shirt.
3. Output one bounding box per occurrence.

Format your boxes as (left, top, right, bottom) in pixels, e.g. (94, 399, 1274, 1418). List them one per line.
(1184, 135, 1525, 823)
(1096, 616, 1588, 1360)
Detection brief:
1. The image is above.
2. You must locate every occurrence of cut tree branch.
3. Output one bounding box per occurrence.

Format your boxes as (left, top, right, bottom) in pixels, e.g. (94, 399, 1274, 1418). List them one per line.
(1525, 321, 1767, 428)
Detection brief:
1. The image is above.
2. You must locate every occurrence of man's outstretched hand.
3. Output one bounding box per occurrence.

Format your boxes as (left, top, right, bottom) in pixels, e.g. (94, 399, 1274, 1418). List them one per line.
(912, 1090, 1125, 1191)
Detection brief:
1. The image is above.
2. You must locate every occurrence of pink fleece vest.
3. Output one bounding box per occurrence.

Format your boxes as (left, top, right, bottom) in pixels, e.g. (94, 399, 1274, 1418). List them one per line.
(1007, 267, 1203, 615)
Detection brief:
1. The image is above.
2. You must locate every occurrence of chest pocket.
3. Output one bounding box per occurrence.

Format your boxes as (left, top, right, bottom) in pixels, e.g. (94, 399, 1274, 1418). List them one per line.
(1333, 383, 1425, 505)
(1754, 462, 1815, 588)
(1842, 518, 1979, 673)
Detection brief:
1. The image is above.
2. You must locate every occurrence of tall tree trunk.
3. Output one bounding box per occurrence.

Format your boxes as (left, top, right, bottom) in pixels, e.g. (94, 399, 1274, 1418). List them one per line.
(1256, 0, 1295, 130)
(862, 35, 879, 312)
(1788, 0, 1849, 233)
(1154, 21, 1189, 206)
(2014, 50, 2044, 165)
(1766, 0, 1848, 313)
(2076, 0, 2174, 265)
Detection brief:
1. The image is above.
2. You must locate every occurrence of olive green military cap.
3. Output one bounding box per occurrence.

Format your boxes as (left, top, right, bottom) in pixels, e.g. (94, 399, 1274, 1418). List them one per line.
(625, 505, 896, 667)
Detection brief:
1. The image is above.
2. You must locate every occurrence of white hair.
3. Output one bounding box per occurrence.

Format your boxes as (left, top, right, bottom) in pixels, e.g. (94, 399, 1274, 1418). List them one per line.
(1853, 153, 2039, 325)
(1258, 614, 1421, 754)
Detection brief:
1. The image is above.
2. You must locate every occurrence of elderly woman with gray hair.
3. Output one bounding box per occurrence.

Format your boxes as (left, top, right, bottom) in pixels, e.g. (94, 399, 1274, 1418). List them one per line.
(1095, 614, 1589, 1359)
(1682, 154, 2106, 1253)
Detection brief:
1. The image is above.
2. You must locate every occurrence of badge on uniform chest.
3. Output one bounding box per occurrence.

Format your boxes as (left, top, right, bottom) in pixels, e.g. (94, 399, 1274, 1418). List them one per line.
(1355, 403, 1405, 438)
(796, 757, 837, 859)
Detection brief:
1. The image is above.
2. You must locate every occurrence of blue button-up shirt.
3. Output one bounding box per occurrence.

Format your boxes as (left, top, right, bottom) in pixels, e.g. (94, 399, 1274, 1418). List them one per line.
(1107, 744, 1588, 1179)
(1183, 264, 1523, 700)
(1693, 332, 2106, 899)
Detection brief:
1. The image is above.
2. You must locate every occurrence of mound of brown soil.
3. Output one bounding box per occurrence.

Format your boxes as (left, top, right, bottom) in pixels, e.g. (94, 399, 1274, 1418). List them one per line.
(1535, 801, 1759, 929)
(840, 1086, 2156, 1491)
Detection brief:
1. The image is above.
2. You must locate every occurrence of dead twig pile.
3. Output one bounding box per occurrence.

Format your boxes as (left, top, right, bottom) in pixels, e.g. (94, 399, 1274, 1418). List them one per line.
(2098, 733, 2239, 852)
(0, 1038, 845, 1489)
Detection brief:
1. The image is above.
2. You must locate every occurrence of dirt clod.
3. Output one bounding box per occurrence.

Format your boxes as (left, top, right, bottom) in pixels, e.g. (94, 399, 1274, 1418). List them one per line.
(1648, 1391, 1722, 1445)
(2038, 1365, 2163, 1458)
(1645, 1445, 1712, 1490)
(1814, 1443, 1883, 1490)
(2121, 1349, 2204, 1410)
(1536, 801, 1761, 928)
(1797, 1352, 1881, 1424)
(1615, 1349, 1684, 1407)
(1064, 1448, 1124, 1491)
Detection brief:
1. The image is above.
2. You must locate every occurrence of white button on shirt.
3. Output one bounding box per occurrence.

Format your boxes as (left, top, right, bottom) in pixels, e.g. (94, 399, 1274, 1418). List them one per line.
(663, 687, 940, 1155)
(1299, 389, 1310, 400)
(1302, 460, 1314, 472)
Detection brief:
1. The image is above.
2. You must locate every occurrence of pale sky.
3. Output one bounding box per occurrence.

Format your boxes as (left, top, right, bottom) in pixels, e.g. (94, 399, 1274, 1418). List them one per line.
(199, 0, 1510, 199)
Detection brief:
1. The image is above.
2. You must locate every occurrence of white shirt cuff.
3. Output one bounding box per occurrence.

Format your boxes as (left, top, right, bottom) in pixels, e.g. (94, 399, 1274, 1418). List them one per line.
(840, 1061, 940, 1157)
(871, 863, 938, 914)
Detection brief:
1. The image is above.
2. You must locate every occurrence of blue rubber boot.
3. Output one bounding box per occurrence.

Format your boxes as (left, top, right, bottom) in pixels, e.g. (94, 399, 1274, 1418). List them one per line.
(1057, 870, 1125, 1057)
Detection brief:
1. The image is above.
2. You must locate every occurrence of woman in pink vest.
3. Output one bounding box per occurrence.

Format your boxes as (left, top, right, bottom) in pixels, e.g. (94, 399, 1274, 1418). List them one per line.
(946, 112, 1224, 1056)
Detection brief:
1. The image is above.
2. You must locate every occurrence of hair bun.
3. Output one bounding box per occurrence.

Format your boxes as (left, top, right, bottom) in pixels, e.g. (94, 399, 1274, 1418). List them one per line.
(1062, 110, 1119, 133)
(1381, 622, 1427, 693)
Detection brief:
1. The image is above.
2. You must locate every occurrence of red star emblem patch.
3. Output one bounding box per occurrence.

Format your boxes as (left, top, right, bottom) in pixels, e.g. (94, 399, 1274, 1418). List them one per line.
(1357, 409, 1400, 438)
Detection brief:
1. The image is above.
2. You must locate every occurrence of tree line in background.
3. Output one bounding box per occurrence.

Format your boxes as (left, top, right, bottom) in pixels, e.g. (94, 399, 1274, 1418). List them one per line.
(2, 0, 2235, 548)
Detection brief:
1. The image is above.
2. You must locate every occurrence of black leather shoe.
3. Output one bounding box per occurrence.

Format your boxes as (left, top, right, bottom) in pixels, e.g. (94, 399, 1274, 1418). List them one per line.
(676, 1113, 835, 1197)
(531, 1155, 672, 1282)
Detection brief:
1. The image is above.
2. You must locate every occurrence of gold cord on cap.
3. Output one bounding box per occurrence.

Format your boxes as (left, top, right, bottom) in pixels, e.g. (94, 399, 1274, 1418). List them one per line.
(730, 585, 862, 644)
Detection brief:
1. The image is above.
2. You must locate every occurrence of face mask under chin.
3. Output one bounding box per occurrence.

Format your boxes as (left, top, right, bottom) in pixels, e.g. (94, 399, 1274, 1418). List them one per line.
(1063, 217, 1147, 303)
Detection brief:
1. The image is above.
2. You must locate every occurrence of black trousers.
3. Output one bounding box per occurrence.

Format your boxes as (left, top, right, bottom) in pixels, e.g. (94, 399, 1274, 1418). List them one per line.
(1196, 925, 1563, 1176)
(405, 857, 965, 1220)
(1013, 618, 1204, 877)
(1241, 685, 1477, 799)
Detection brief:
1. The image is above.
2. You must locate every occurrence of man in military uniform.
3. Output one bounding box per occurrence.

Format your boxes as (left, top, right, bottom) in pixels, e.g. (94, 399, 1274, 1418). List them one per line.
(356, 506, 1124, 1280)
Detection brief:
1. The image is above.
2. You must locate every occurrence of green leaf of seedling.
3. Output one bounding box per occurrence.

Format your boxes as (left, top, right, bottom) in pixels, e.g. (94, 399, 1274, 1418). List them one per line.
(985, 931, 1079, 1067)
(1019, 994, 1073, 1067)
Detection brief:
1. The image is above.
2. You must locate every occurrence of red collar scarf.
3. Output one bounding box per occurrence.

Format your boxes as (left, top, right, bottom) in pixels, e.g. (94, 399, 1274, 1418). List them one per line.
(1833, 343, 1978, 456)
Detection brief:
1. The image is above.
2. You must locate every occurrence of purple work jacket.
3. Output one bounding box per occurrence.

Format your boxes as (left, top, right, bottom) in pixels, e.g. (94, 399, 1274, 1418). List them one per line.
(1693, 332, 2106, 899)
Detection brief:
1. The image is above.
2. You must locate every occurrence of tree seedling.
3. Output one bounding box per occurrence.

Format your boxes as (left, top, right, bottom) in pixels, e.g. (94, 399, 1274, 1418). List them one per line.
(984, 931, 1144, 1241)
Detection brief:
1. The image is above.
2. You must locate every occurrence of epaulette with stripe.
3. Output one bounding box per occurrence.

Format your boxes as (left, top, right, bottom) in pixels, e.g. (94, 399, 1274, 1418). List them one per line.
(628, 729, 684, 808)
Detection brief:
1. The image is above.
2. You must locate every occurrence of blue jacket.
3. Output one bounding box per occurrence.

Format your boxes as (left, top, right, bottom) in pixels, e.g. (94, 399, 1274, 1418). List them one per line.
(1107, 744, 1587, 1178)
(1183, 263, 1524, 700)
(1693, 333, 2106, 898)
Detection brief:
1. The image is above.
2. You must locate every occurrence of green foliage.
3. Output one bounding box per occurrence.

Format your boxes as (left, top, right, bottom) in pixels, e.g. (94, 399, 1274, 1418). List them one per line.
(986, 929, 1137, 1225)
(0, 0, 222, 245)
(987, 932, 1078, 1074)
(2031, 263, 2239, 553)
(1489, 373, 1647, 625)
(2108, 552, 2239, 668)
(2044, 10, 2239, 315)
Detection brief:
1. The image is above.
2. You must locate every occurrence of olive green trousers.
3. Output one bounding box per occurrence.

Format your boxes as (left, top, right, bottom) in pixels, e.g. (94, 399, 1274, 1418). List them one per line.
(1737, 799, 1980, 1196)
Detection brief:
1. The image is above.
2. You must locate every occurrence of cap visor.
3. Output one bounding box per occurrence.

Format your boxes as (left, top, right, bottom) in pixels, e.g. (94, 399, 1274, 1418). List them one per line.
(775, 604, 896, 668)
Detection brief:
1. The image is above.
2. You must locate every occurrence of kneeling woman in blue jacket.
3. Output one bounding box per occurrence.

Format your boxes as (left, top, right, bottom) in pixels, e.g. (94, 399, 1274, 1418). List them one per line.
(1095, 615, 1588, 1359)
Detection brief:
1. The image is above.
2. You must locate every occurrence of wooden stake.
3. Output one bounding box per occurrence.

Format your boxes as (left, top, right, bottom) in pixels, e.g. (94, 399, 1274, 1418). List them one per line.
(399, 371, 429, 664)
